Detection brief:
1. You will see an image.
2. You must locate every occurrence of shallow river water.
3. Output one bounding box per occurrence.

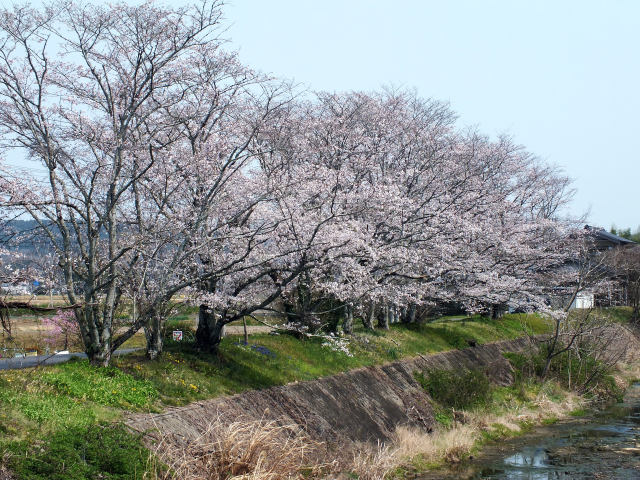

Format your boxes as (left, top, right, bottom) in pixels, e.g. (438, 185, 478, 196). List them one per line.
(420, 383, 640, 479)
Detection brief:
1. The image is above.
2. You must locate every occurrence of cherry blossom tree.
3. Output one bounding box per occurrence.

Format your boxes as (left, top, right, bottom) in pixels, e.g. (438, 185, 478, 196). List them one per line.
(42, 309, 81, 351)
(0, 0, 240, 365)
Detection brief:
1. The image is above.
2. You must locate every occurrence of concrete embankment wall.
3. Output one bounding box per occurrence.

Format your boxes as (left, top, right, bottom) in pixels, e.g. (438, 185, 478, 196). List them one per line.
(127, 325, 640, 449)
(127, 337, 528, 446)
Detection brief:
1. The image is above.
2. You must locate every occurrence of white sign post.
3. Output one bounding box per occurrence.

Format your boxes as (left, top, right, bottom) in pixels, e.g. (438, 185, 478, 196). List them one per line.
(172, 330, 183, 342)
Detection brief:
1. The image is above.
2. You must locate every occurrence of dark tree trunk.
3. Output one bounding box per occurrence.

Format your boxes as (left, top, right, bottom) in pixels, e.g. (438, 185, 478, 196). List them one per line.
(490, 304, 505, 319)
(377, 304, 390, 330)
(541, 317, 562, 379)
(407, 303, 417, 323)
(196, 305, 226, 353)
(86, 341, 112, 367)
(343, 303, 353, 334)
(362, 303, 375, 330)
(144, 313, 164, 360)
(242, 316, 249, 345)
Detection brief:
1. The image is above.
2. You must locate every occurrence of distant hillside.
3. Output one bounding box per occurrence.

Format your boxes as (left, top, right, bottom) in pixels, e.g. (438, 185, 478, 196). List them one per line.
(1, 219, 58, 255)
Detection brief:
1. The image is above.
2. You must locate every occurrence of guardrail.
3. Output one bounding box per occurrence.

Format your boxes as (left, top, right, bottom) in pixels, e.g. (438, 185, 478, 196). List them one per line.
(0, 346, 56, 358)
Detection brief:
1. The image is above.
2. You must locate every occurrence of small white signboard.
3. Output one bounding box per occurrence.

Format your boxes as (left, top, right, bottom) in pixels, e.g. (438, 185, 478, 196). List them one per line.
(172, 330, 183, 341)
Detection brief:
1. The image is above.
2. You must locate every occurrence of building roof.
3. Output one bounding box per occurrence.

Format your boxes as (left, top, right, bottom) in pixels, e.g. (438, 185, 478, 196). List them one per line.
(584, 225, 637, 249)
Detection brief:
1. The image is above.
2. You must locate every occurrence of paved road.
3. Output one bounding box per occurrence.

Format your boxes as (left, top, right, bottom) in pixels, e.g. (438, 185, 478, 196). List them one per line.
(0, 348, 140, 370)
(0, 325, 274, 371)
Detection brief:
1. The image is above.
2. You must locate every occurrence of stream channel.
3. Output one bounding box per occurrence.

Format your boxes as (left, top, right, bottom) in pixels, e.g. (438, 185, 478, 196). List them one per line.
(420, 382, 640, 479)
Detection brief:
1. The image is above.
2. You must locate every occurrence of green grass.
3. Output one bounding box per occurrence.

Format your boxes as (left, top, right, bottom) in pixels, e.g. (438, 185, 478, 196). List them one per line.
(1, 313, 550, 431)
(584, 306, 633, 324)
(569, 408, 588, 417)
(115, 312, 550, 408)
(0, 313, 550, 479)
(1, 308, 634, 479)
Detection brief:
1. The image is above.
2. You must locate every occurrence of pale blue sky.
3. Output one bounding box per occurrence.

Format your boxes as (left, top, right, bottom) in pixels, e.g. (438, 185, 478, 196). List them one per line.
(222, 0, 639, 230)
(7, 0, 640, 230)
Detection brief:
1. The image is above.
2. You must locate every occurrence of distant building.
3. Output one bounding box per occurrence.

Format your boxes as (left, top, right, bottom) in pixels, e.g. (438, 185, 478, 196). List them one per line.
(0, 282, 30, 295)
(584, 225, 636, 250)
(574, 225, 637, 309)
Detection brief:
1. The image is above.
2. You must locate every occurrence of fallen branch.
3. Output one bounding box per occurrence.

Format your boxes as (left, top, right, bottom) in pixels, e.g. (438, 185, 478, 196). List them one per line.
(0, 301, 83, 312)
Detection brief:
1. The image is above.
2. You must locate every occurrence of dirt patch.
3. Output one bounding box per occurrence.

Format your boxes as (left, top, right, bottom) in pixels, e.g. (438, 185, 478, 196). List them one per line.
(223, 325, 274, 336)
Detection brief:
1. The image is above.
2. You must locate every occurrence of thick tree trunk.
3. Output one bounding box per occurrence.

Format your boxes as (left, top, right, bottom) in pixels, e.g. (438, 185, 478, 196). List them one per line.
(144, 314, 164, 360)
(406, 303, 417, 323)
(343, 304, 353, 334)
(399, 306, 407, 324)
(196, 305, 226, 353)
(377, 304, 390, 330)
(87, 341, 112, 367)
(490, 304, 505, 319)
(81, 307, 112, 366)
(362, 303, 375, 330)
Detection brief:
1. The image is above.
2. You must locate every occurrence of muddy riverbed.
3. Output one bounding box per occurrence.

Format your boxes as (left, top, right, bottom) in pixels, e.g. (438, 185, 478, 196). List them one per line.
(420, 383, 640, 479)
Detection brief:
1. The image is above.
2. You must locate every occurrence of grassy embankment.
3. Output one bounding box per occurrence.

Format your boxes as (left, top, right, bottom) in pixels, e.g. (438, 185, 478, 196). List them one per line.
(0, 310, 547, 479)
(0, 307, 634, 479)
(382, 354, 639, 479)
(380, 308, 640, 479)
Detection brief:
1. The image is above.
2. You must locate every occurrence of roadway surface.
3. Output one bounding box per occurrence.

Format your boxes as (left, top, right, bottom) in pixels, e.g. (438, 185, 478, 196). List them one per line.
(0, 325, 274, 371)
(0, 348, 140, 370)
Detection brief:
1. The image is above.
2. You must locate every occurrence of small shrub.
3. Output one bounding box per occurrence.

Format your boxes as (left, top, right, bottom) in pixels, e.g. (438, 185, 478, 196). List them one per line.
(8, 423, 153, 480)
(506, 345, 622, 398)
(434, 411, 453, 428)
(415, 367, 491, 410)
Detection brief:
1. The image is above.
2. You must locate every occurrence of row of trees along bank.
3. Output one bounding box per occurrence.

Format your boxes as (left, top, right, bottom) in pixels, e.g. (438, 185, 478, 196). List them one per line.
(0, 1, 635, 366)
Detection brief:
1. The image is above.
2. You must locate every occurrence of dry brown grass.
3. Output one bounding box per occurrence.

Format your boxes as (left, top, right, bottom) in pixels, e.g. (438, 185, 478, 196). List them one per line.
(2, 295, 68, 307)
(0, 451, 14, 480)
(149, 418, 330, 480)
(347, 441, 397, 480)
(393, 424, 477, 465)
(616, 361, 640, 385)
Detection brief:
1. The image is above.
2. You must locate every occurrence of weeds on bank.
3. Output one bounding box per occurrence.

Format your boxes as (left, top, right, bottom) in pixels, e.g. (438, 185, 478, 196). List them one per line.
(390, 344, 625, 477)
(415, 368, 491, 410)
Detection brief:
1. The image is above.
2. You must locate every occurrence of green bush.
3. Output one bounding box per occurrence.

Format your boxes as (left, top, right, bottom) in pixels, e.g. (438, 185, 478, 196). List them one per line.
(9, 423, 154, 480)
(415, 367, 491, 410)
(504, 346, 623, 399)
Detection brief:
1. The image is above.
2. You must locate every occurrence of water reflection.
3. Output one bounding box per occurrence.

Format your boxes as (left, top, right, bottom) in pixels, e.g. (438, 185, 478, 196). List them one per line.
(422, 383, 640, 479)
(472, 384, 640, 479)
(504, 447, 549, 468)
